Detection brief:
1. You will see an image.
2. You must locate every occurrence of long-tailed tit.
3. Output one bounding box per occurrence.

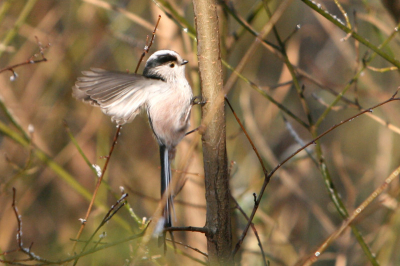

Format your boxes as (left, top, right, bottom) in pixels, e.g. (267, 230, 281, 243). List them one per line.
(73, 50, 193, 232)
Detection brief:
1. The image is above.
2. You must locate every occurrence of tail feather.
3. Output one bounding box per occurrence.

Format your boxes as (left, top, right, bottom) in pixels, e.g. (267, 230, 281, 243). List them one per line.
(160, 145, 172, 228)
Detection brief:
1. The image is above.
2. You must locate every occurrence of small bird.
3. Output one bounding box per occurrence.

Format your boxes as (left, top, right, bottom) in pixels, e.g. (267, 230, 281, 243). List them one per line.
(73, 50, 193, 234)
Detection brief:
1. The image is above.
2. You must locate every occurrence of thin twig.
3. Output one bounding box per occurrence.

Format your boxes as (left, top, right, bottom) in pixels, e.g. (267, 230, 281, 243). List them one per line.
(219, 0, 279, 51)
(366, 65, 398, 72)
(282, 115, 317, 166)
(222, 61, 309, 128)
(164, 226, 209, 234)
(126, 185, 206, 209)
(263, 1, 313, 127)
(297, 164, 400, 266)
(301, 0, 400, 68)
(298, 68, 400, 135)
(0, 37, 49, 76)
(333, 0, 351, 29)
(232, 88, 400, 256)
(83, 0, 157, 32)
(311, 93, 345, 111)
(223, 0, 291, 93)
(225, 97, 268, 175)
(71, 125, 122, 253)
(134, 15, 161, 73)
(282, 24, 301, 44)
(71, 15, 161, 253)
(165, 238, 208, 257)
(73, 194, 129, 265)
(10, 188, 52, 264)
(353, 10, 360, 106)
(231, 196, 268, 266)
(1, 222, 149, 265)
(0, 38, 49, 140)
(4, 128, 36, 190)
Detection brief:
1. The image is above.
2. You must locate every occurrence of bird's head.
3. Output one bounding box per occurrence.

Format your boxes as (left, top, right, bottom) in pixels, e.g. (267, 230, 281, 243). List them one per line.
(143, 50, 188, 82)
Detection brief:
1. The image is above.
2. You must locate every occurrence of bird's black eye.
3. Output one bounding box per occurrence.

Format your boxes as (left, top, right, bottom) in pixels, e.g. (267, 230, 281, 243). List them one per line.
(169, 63, 175, 68)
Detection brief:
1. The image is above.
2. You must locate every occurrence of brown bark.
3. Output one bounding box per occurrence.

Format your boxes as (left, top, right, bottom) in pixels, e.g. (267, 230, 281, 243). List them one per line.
(193, 0, 232, 265)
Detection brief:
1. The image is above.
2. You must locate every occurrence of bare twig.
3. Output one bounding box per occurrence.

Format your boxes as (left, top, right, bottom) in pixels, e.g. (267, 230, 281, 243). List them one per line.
(223, 0, 291, 94)
(366, 65, 398, 72)
(0, 37, 49, 77)
(71, 16, 161, 253)
(282, 115, 317, 165)
(4, 128, 36, 190)
(166, 238, 208, 257)
(83, 0, 157, 32)
(297, 164, 400, 266)
(71, 125, 122, 252)
(231, 196, 268, 266)
(225, 98, 268, 175)
(299, 69, 400, 135)
(333, 0, 351, 29)
(301, 0, 400, 68)
(164, 226, 209, 234)
(73, 194, 129, 265)
(127, 186, 206, 209)
(232, 88, 400, 256)
(134, 15, 161, 73)
(352, 10, 360, 106)
(282, 24, 301, 44)
(1, 222, 148, 265)
(8, 188, 53, 264)
(263, 1, 313, 127)
(311, 93, 345, 111)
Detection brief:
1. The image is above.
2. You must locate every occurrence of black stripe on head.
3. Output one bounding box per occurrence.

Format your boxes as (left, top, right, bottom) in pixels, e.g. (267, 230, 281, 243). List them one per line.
(146, 53, 178, 68)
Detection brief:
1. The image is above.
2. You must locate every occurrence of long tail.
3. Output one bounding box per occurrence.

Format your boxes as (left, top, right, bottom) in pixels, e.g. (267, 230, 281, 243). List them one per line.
(160, 145, 172, 228)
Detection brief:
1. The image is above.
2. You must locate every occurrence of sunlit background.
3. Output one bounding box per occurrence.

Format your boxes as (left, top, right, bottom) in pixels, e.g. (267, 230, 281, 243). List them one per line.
(1, 0, 400, 265)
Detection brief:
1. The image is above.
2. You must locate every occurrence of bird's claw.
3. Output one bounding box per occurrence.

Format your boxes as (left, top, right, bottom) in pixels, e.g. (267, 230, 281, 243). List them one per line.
(191, 96, 207, 106)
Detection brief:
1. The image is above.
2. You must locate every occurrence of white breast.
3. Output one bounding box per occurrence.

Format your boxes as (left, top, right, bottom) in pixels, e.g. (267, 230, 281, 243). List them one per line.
(147, 79, 193, 148)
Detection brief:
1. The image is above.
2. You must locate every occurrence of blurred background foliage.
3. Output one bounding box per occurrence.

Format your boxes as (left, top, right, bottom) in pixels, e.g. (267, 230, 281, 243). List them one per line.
(0, 0, 400, 265)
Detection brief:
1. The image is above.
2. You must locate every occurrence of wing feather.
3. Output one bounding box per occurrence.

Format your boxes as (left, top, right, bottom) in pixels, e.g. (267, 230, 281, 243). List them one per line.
(73, 68, 164, 125)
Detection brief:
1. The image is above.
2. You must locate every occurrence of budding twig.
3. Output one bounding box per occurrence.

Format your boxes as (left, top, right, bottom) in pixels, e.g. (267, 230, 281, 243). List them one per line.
(0, 37, 49, 79)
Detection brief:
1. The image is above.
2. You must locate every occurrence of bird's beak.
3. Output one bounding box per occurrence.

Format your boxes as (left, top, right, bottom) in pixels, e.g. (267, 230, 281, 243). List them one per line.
(181, 60, 189, 65)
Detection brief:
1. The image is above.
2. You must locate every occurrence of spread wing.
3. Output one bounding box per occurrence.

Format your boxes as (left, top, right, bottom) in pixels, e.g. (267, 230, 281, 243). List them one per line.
(73, 68, 164, 125)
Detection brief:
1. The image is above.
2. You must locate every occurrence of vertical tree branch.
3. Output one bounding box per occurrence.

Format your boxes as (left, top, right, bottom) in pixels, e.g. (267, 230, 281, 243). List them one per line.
(193, 0, 231, 264)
